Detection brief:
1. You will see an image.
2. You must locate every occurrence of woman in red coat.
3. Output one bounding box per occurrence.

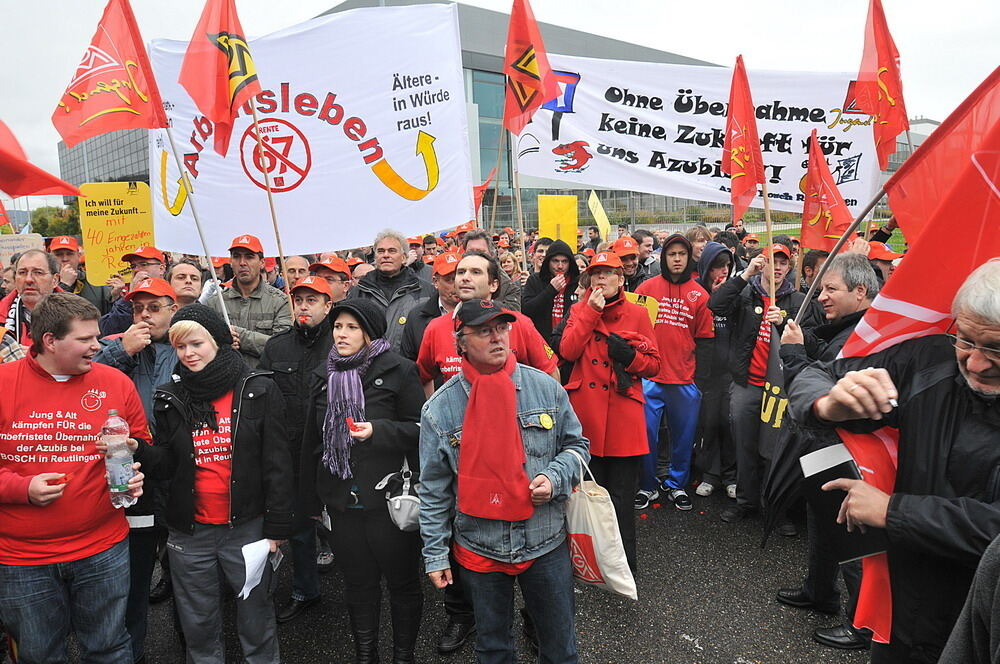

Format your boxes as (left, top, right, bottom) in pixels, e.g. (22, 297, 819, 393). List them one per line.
(559, 251, 660, 574)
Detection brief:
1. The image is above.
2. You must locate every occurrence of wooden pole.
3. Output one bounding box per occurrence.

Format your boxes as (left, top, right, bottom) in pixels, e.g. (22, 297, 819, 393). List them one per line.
(488, 129, 507, 234)
(510, 134, 529, 275)
(249, 105, 294, 310)
(759, 181, 776, 300)
(163, 125, 233, 328)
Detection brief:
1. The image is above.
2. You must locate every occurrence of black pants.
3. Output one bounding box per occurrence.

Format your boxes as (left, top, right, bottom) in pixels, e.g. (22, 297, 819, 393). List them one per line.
(696, 374, 737, 487)
(730, 383, 768, 510)
(443, 556, 476, 624)
(329, 507, 423, 636)
(803, 502, 862, 617)
(870, 639, 935, 664)
(590, 455, 641, 576)
(126, 526, 159, 663)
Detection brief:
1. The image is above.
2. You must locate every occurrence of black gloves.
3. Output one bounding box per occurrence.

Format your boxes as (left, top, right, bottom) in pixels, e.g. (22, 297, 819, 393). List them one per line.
(607, 333, 636, 367)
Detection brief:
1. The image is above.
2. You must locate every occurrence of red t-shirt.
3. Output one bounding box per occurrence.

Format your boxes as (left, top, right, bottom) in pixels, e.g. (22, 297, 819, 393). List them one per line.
(416, 310, 557, 384)
(748, 296, 773, 387)
(192, 393, 234, 525)
(634, 277, 714, 384)
(0, 355, 148, 565)
(453, 542, 534, 575)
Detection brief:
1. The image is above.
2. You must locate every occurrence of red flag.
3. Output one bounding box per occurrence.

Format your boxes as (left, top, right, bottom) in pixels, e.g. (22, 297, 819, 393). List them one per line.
(473, 168, 497, 213)
(503, 0, 560, 135)
(0, 120, 80, 197)
(837, 75, 1000, 645)
(52, 0, 167, 148)
(800, 130, 853, 251)
(884, 66, 1000, 244)
(0, 199, 9, 227)
(854, 0, 908, 171)
(179, 0, 262, 156)
(722, 55, 766, 224)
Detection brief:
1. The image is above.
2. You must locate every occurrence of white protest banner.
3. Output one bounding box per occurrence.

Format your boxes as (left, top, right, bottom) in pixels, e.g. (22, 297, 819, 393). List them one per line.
(516, 55, 881, 215)
(150, 4, 473, 256)
(0, 233, 44, 269)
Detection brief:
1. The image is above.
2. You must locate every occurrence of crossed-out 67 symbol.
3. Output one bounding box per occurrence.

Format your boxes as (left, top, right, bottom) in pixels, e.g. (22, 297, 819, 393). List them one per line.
(240, 118, 312, 193)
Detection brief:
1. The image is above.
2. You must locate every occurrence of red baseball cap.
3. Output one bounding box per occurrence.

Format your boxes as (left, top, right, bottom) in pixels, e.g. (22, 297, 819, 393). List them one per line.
(612, 237, 639, 257)
(263, 257, 277, 272)
(433, 251, 460, 276)
(291, 275, 334, 299)
(744, 234, 760, 243)
(764, 243, 791, 259)
(435, 237, 446, 247)
(586, 251, 623, 271)
(869, 241, 904, 261)
(211, 257, 229, 268)
(456, 221, 475, 233)
(582, 248, 596, 258)
(125, 277, 176, 301)
(407, 237, 423, 246)
(345, 256, 364, 268)
(310, 256, 351, 278)
(229, 234, 264, 254)
(121, 246, 165, 263)
(49, 236, 79, 252)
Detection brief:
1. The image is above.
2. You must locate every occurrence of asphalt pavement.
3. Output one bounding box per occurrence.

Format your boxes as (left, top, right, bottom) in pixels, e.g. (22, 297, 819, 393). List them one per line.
(137, 490, 872, 664)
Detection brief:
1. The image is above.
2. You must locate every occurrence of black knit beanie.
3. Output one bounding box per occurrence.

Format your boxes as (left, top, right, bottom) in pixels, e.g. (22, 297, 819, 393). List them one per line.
(170, 303, 234, 347)
(330, 299, 387, 340)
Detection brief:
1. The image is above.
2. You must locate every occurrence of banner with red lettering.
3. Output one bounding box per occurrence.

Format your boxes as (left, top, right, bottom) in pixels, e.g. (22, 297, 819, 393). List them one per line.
(515, 54, 881, 215)
(150, 5, 473, 255)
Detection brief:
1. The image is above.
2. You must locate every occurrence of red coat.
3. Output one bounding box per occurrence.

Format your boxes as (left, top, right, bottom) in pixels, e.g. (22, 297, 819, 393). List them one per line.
(559, 291, 660, 457)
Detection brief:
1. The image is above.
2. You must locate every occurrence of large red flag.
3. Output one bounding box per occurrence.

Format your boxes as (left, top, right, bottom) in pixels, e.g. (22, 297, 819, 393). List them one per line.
(836, 75, 1000, 645)
(0, 120, 80, 198)
(503, 0, 560, 135)
(722, 55, 766, 224)
(800, 130, 853, 251)
(854, 0, 908, 171)
(883, 66, 1000, 244)
(179, 0, 262, 156)
(52, 0, 167, 148)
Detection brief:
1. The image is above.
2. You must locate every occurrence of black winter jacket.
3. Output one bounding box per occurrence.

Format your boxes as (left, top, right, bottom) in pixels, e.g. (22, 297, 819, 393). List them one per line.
(139, 371, 295, 539)
(790, 335, 1000, 662)
(400, 295, 442, 362)
(779, 309, 866, 384)
(522, 240, 580, 340)
(708, 273, 823, 386)
(300, 350, 424, 514)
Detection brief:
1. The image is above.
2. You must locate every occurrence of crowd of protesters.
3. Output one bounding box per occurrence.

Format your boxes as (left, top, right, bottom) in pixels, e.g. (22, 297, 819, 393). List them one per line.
(2, 212, 1000, 664)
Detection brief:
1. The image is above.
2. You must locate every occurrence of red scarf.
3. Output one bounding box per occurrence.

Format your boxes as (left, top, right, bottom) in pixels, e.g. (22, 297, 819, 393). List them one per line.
(458, 354, 534, 521)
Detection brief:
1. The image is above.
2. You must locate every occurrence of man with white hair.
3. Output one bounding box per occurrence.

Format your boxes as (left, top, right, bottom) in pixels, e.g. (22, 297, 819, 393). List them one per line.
(788, 258, 1000, 664)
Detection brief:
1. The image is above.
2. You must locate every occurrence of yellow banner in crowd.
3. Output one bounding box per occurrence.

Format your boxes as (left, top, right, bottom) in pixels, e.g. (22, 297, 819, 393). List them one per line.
(80, 182, 155, 285)
(538, 195, 578, 248)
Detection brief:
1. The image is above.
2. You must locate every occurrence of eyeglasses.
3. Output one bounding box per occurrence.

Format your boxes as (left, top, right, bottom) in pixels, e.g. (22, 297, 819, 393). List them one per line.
(461, 321, 511, 339)
(947, 334, 1000, 363)
(133, 302, 171, 315)
(15, 268, 53, 279)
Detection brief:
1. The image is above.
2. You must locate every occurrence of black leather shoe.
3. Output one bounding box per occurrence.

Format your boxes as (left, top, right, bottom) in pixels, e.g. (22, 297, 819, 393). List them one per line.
(149, 574, 172, 604)
(775, 588, 839, 614)
(776, 520, 798, 537)
(721, 505, 750, 523)
(437, 619, 475, 654)
(813, 624, 871, 650)
(276, 596, 321, 624)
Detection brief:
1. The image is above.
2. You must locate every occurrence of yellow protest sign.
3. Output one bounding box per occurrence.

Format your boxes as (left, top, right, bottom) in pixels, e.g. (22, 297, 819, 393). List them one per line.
(79, 182, 155, 285)
(588, 191, 611, 242)
(537, 195, 578, 248)
(625, 291, 659, 326)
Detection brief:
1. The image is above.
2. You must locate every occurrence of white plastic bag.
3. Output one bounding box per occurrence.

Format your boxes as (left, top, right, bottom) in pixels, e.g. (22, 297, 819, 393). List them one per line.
(564, 449, 638, 600)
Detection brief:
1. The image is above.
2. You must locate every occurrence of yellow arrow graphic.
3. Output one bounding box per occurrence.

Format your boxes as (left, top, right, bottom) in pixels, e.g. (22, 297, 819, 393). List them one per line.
(159, 151, 189, 216)
(370, 131, 440, 201)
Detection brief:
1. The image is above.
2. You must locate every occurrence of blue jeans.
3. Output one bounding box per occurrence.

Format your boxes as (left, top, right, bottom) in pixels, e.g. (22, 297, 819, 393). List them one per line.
(460, 540, 578, 664)
(289, 522, 321, 602)
(0, 538, 131, 664)
(641, 381, 702, 492)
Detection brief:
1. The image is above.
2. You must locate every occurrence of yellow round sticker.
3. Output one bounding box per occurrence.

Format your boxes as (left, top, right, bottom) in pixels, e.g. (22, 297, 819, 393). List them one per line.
(398, 316, 407, 325)
(539, 414, 554, 430)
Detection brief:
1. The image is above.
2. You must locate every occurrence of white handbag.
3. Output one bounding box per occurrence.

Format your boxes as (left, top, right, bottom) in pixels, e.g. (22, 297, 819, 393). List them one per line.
(564, 449, 638, 600)
(374, 457, 420, 532)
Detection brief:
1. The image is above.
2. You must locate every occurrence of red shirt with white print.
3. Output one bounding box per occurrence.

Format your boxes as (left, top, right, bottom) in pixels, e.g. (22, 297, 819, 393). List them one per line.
(635, 277, 714, 384)
(192, 393, 234, 525)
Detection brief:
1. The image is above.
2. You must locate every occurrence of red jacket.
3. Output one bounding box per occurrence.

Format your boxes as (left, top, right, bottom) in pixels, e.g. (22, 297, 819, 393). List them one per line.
(559, 292, 660, 457)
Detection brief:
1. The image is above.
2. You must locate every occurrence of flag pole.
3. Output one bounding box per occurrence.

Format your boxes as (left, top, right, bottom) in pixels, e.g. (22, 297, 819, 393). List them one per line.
(164, 127, 232, 326)
(509, 133, 530, 275)
(759, 181, 776, 300)
(164, 124, 232, 329)
(249, 105, 294, 310)
(488, 130, 507, 234)
(794, 186, 888, 324)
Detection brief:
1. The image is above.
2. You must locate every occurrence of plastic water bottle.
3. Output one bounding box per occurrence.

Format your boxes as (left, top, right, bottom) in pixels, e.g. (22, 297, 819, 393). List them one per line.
(102, 410, 136, 509)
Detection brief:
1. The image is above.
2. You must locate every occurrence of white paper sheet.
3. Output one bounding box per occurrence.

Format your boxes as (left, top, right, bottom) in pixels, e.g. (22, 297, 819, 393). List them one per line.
(239, 539, 271, 600)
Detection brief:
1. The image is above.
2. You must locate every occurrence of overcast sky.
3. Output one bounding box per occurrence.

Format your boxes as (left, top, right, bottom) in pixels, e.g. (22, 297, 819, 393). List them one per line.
(2, 0, 996, 211)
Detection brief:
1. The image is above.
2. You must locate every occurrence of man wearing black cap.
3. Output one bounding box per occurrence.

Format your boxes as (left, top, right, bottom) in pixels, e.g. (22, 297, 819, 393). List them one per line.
(419, 298, 589, 663)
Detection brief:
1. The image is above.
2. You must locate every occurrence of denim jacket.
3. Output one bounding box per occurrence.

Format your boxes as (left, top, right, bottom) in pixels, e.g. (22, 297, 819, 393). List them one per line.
(418, 364, 590, 573)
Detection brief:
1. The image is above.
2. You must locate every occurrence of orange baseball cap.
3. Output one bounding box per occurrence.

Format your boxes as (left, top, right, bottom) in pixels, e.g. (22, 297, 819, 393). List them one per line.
(868, 241, 904, 261)
(456, 221, 476, 233)
(345, 256, 364, 268)
(291, 275, 334, 299)
(423, 254, 435, 264)
(229, 234, 264, 254)
(433, 251, 460, 276)
(503, 227, 515, 235)
(211, 257, 229, 268)
(763, 243, 791, 259)
(49, 236, 79, 252)
(125, 278, 176, 301)
(498, 237, 510, 248)
(263, 257, 277, 272)
(435, 237, 446, 246)
(407, 237, 423, 246)
(309, 256, 351, 278)
(612, 237, 639, 257)
(744, 234, 760, 243)
(582, 248, 596, 258)
(586, 251, 623, 271)
(121, 246, 165, 263)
